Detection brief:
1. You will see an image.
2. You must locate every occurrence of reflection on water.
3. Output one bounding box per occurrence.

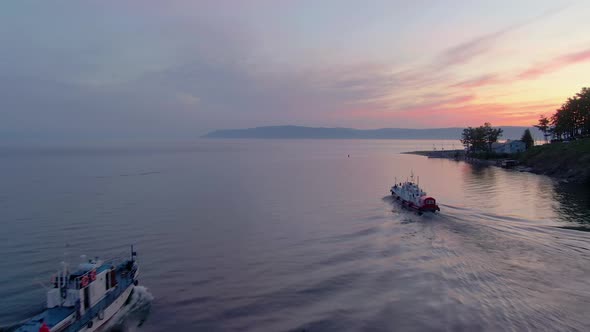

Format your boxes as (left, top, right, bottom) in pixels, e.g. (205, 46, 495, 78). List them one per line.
(1, 140, 590, 331)
(456, 161, 586, 226)
(462, 160, 590, 227)
(553, 183, 590, 226)
(463, 165, 500, 211)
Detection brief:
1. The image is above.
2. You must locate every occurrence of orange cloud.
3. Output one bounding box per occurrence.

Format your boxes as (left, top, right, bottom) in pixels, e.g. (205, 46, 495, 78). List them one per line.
(518, 48, 590, 79)
(343, 98, 560, 127)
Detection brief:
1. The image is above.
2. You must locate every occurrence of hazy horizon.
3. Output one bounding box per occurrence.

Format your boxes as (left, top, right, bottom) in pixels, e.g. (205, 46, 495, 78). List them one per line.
(3, 1, 590, 142)
(1, 124, 543, 145)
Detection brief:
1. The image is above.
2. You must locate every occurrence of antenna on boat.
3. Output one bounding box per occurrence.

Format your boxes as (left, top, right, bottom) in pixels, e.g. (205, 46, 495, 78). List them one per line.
(61, 244, 70, 285)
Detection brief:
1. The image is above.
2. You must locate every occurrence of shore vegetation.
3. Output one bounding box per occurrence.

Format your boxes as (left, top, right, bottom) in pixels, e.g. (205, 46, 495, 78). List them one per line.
(537, 87, 590, 141)
(460, 122, 503, 153)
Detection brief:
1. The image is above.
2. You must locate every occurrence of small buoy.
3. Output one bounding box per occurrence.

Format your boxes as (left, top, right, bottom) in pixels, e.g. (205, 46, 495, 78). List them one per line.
(348, 154, 350, 157)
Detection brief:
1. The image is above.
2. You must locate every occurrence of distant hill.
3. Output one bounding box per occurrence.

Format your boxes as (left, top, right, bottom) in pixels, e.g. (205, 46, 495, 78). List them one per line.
(203, 125, 543, 140)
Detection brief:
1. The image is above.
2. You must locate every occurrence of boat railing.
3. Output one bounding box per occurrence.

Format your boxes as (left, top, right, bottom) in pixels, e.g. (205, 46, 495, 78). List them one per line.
(72, 255, 131, 289)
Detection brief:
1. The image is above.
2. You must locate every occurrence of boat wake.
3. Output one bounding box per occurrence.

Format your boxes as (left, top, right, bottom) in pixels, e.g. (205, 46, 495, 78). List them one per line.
(383, 195, 442, 221)
(103, 286, 153, 332)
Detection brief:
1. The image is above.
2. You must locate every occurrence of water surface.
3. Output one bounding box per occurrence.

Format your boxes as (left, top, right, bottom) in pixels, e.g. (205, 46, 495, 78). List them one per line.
(1, 140, 589, 331)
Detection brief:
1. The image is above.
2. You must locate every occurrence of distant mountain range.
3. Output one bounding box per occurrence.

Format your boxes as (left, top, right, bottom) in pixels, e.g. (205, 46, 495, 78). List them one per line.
(203, 125, 543, 140)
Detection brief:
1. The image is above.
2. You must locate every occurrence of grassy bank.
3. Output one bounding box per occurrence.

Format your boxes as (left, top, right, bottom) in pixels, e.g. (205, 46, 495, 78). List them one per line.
(406, 140, 590, 184)
(520, 138, 590, 183)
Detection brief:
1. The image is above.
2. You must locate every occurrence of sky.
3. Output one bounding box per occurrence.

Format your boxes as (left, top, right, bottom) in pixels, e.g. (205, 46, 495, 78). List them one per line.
(2, 0, 590, 141)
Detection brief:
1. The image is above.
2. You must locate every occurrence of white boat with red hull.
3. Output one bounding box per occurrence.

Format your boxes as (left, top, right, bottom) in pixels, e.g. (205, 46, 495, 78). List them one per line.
(390, 175, 440, 214)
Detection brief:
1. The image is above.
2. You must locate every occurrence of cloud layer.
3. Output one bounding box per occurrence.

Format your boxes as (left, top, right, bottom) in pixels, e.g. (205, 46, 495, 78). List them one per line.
(2, 1, 590, 142)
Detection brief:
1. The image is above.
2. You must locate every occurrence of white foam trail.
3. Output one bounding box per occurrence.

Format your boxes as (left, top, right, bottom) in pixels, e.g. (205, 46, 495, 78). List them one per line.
(102, 286, 154, 332)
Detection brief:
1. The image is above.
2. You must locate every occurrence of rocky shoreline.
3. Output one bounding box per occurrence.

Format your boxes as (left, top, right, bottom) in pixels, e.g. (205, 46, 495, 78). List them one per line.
(404, 148, 587, 184)
(403, 150, 499, 167)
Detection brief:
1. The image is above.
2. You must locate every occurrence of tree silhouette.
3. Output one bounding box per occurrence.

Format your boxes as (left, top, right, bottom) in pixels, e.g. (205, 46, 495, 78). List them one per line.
(521, 129, 534, 149)
(461, 123, 502, 153)
(483, 122, 503, 151)
(545, 87, 590, 140)
(534, 115, 551, 143)
(461, 128, 473, 151)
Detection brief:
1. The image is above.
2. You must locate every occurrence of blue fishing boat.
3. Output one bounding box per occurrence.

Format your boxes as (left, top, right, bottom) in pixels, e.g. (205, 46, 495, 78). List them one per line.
(16, 247, 139, 332)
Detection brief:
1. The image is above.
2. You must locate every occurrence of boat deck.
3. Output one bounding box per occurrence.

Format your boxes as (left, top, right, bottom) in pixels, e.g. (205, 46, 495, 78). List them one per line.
(16, 306, 74, 332)
(70, 261, 112, 278)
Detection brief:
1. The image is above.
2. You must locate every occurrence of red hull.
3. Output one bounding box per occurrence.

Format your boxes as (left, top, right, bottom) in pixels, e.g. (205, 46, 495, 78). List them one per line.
(391, 193, 440, 213)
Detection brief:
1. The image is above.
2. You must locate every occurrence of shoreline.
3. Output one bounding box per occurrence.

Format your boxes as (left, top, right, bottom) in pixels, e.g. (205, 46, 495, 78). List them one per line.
(403, 149, 573, 182)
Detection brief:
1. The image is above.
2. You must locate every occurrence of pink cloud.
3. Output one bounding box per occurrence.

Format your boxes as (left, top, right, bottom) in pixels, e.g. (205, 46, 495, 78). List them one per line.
(440, 30, 508, 66)
(518, 48, 590, 79)
(342, 98, 560, 128)
(450, 74, 503, 89)
(437, 6, 568, 67)
(394, 105, 536, 127)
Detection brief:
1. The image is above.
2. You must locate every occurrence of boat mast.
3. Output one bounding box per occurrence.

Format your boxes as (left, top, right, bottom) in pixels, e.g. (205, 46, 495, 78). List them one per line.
(131, 245, 137, 262)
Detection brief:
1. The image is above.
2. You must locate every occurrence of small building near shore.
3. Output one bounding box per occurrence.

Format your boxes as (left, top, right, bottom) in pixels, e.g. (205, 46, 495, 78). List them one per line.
(491, 140, 526, 154)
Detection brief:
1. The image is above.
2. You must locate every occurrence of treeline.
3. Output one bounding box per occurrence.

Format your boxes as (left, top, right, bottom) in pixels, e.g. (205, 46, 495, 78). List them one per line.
(536, 87, 590, 141)
(460, 122, 503, 152)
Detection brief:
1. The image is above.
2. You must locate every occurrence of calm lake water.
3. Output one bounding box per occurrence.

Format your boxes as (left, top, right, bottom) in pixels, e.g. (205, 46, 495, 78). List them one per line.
(1, 139, 590, 331)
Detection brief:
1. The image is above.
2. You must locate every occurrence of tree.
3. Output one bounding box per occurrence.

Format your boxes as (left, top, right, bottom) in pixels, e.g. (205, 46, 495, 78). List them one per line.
(483, 122, 503, 151)
(460, 127, 473, 151)
(473, 126, 489, 152)
(546, 87, 590, 140)
(521, 129, 534, 150)
(576, 87, 590, 136)
(534, 115, 551, 143)
(461, 123, 502, 153)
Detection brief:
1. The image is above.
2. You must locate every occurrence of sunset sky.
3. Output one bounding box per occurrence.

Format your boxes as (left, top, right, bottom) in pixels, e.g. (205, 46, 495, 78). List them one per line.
(2, 0, 590, 141)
